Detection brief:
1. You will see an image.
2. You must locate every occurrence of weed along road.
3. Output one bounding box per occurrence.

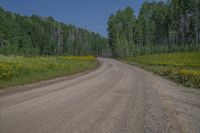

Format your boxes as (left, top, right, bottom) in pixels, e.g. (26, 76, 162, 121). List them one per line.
(0, 58, 200, 133)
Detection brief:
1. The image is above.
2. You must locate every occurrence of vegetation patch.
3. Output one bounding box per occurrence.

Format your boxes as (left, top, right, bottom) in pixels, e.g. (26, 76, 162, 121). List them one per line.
(63, 55, 96, 61)
(0, 7, 109, 56)
(0, 55, 97, 89)
(121, 52, 200, 89)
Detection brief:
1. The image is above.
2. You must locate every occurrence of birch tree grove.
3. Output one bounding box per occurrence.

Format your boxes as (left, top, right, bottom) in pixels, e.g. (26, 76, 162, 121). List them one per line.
(0, 7, 110, 56)
(107, 0, 200, 57)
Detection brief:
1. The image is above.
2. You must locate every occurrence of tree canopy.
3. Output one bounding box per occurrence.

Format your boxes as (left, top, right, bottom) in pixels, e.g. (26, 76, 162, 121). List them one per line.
(107, 0, 200, 57)
(0, 7, 110, 56)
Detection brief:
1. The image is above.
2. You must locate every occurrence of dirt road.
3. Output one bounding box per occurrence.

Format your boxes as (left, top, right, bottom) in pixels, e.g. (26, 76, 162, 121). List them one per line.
(0, 58, 200, 133)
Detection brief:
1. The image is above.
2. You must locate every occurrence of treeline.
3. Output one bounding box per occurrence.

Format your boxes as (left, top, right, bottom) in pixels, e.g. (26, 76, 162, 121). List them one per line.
(108, 0, 200, 57)
(0, 7, 110, 56)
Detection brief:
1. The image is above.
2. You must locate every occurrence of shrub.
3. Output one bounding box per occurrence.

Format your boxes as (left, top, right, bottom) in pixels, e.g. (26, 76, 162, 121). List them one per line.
(0, 63, 22, 80)
(160, 68, 200, 88)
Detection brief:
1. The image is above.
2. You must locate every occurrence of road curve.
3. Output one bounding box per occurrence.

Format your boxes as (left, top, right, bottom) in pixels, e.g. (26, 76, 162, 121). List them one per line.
(0, 58, 200, 133)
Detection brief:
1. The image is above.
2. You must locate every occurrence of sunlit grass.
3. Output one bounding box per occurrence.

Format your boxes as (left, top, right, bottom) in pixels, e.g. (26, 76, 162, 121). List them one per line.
(121, 52, 200, 89)
(124, 52, 200, 67)
(0, 55, 97, 89)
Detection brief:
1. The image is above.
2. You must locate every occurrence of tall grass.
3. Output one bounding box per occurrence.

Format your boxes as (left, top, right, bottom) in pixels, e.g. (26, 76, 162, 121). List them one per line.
(121, 52, 200, 89)
(0, 55, 97, 89)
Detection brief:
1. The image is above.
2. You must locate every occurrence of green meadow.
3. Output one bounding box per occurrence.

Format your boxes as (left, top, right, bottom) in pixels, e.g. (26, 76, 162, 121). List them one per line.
(0, 56, 97, 89)
(121, 52, 200, 89)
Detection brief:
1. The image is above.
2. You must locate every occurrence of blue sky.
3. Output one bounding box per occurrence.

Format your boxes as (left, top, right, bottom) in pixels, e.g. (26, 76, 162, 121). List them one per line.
(0, 0, 154, 37)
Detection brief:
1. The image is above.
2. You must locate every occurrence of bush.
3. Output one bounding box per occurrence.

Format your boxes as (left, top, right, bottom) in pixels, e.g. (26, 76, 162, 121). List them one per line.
(0, 63, 22, 80)
(160, 68, 200, 88)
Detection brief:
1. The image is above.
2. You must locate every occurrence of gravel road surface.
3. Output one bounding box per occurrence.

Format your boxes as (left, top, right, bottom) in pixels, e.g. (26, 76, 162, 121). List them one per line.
(0, 58, 200, 133)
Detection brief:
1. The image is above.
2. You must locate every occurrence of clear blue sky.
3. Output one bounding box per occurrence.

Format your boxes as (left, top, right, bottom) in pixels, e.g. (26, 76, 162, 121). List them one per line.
(0, 0, 159, 37)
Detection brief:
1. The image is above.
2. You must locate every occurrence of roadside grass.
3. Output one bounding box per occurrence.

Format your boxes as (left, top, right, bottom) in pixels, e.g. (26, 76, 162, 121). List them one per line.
(0, 55, 98, 89)
(120, 52, 200, 89)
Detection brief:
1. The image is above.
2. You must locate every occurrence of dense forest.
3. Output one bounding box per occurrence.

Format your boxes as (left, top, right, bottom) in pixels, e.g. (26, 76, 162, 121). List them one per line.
(108, 0, 200, 57)
(1, 0, 199, 57)
(0, 7, 110, 56)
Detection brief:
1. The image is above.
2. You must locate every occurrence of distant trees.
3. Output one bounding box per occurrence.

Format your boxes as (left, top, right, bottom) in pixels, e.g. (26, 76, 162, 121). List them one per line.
(1, 0, 199, 58)
(107, 0, 200, 57)
(108, 7, 137, 57)
(0, 7, 110, 56)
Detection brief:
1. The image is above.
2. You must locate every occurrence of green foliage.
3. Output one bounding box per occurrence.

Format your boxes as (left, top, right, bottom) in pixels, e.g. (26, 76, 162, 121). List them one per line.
(108, 7, 137, 57)
(0, 55, 97, 88)
(107, 0, 200, 57)
(0, 62, 22, 80)
(160, 68, 200, 88)
(126, 52, 200, 67)
(0, 7, 110, 56)
(122, 52, 200, 89)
